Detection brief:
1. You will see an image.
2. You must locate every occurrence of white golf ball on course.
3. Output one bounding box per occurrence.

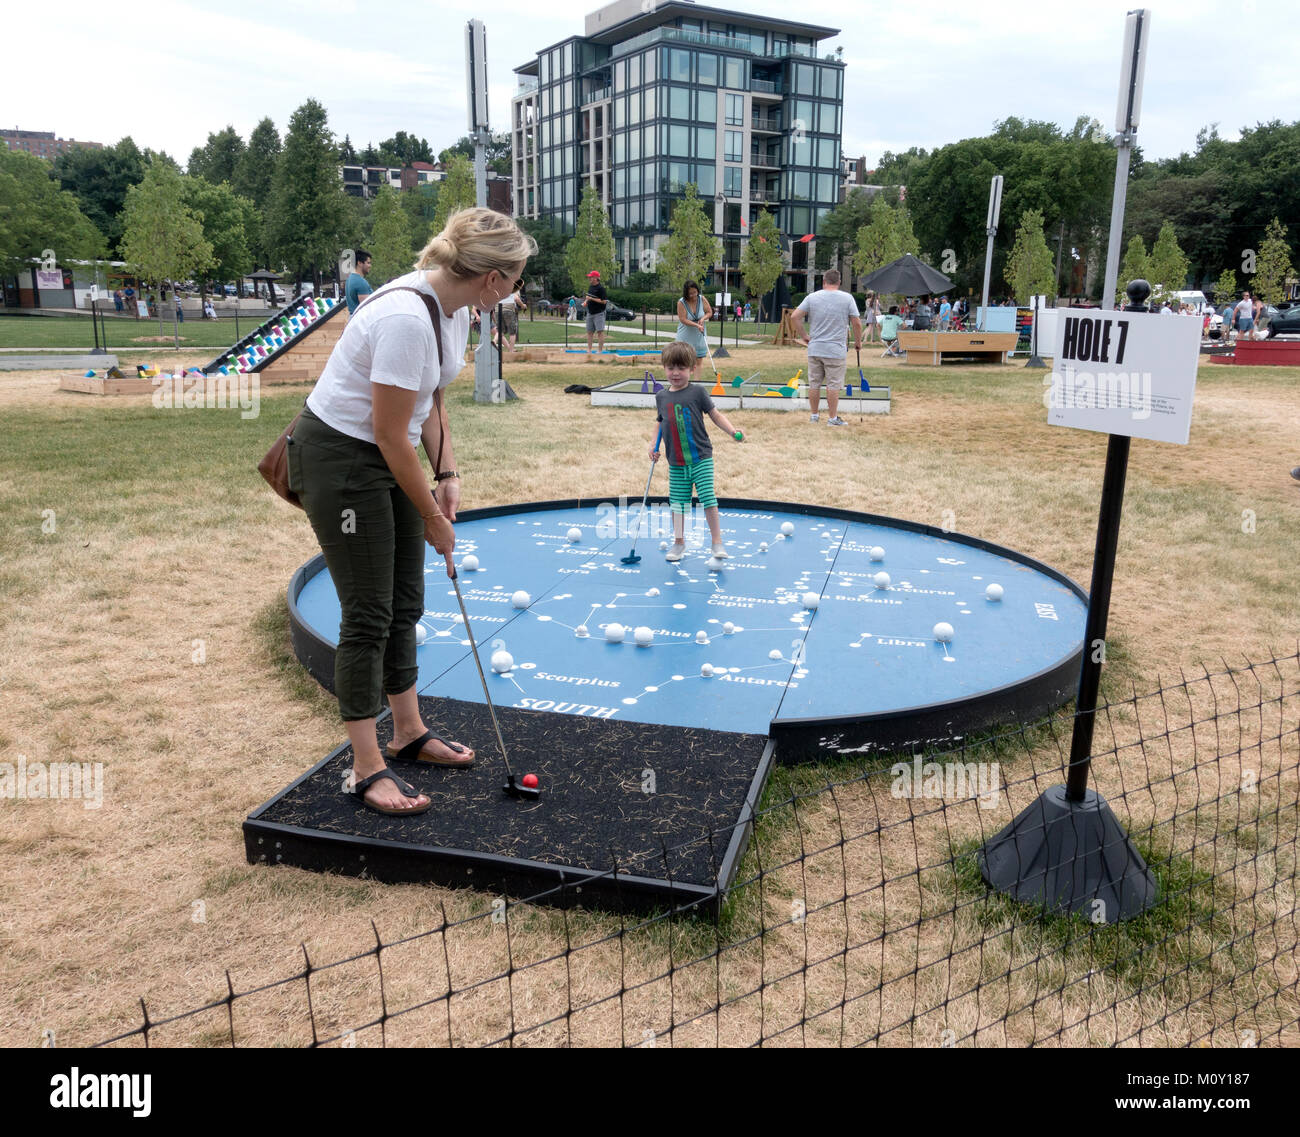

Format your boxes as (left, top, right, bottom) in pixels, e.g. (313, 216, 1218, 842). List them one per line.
(723, 621, 735, 635)
(933, 622, 954, 643)
(490, 649, 514, 673)
(414, 624, 428, 645)
(758, 542, 768, 552)
(660, 541, 669, 551)
(461, 554, 479, 572)
(780, 522, 795, 536)
(707, 556, 723, 571)
(511, 590, 530, 608)
(646, 587, 660, 597)
(802, 592, 819, 609)
(985, 583, 1004, 601)
(873, 571, 891, 589)
(633, 626, 654, 646)
(696, 630, 709, 644)
(605, 623, 626, 643)
(869, 546, 886, 562)
(701, 663, 715, 677)
(567, 527, 582, 543)
(575, 625, 589, 638)
(769, 648, 783, 660)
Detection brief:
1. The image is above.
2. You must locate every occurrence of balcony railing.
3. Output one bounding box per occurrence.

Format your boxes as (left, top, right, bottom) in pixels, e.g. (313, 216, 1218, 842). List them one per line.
(516, 76, 538, 93)
(750, 79, 779, 95)
(751, 115, 780, 132)
(581, 86, 611, 105)
(750, 149, 780, 169)
(749, 189, 774, 202)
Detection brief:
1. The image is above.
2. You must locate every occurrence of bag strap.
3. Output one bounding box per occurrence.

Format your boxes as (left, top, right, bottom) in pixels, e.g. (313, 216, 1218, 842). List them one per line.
(352, 283, 449, 473)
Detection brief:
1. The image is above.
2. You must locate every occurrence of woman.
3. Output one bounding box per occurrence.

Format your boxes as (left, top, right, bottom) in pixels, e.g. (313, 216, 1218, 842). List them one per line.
(287, 208, 536, 816)
(864, 290, 881, 343)
(674, 280, 712, 380)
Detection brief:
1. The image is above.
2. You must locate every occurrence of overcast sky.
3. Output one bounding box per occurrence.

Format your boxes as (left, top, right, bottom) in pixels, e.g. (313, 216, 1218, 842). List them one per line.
(9, 1, 1295, 169)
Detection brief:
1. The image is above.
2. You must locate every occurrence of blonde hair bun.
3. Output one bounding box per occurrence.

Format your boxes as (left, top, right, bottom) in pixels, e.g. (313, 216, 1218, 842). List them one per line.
(416, 207, 537, 281)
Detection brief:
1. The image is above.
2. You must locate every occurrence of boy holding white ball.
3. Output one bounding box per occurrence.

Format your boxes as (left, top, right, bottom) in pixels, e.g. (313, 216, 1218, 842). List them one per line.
(649, 341, 744, 562)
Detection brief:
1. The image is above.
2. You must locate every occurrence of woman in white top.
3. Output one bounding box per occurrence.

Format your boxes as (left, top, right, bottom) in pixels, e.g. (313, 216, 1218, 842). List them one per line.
(289, 208, 536, 816)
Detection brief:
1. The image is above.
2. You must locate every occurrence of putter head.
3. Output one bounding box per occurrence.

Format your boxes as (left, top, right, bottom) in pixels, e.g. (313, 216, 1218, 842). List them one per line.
(620, 553, 642, 565)
(503, 775, 541, 801)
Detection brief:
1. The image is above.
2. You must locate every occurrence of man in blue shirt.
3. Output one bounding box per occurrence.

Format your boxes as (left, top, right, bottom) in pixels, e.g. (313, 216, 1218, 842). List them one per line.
(345, 249, 373, 314)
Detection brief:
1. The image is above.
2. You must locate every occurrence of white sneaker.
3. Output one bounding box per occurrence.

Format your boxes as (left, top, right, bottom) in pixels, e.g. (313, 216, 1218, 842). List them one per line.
(809, 413, 819, 423)
(665, 543, 686, 562)
(827, 416, 847, 426)
(711, 543, 729, 558)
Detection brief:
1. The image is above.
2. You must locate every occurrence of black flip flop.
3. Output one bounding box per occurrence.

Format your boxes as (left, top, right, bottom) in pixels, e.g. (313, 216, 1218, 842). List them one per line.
(385, 727, 476, 767)
(351, 768, 432, 816)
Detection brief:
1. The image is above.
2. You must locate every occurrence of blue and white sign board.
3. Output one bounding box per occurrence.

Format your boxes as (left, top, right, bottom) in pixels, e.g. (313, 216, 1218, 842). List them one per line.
(1046, 309, 1200, 445)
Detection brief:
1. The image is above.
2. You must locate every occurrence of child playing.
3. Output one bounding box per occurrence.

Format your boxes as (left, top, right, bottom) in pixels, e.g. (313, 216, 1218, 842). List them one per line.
(649, 341, 744, 562)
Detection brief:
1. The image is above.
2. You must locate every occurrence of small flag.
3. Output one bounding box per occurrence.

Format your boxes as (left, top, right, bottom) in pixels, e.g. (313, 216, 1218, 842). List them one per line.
(798, 234, 814, 244)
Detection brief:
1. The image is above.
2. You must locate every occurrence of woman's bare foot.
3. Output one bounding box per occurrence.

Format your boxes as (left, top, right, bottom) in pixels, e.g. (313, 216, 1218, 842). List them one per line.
(390, 725, 476, 766)
(350, 758, 430, 811)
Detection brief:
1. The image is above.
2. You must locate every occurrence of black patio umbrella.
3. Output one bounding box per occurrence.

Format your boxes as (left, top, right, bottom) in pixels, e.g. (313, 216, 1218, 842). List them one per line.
(859, 254, 952, 296)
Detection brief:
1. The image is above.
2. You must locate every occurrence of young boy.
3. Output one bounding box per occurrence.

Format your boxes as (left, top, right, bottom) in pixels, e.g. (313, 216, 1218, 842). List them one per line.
(649, 341, 744, 562)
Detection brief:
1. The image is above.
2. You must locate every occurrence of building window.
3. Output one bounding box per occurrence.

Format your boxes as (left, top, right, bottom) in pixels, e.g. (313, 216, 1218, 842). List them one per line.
(723, 57, 743, 89)
(698, 89, 716, 122)
(629, 54, 640, 88)
(697, 53, 718, 86)
(645, 86, 656, 120)
(697, 128, 715, 160)
(724, 166, 742, 196)
(614, 59, 626, 94)
(725, 130, 743, 162)
(669, 125, 690, 157)
(669, 86, 689, 120)
(670, 49, 690, 82)
(629, 128, 641, 161)
(643, 49, 656, 83)
(725, 93, 743, 126)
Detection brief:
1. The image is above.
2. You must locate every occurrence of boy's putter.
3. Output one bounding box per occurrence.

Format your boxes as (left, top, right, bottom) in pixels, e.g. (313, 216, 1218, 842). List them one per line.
(449, 567, 539, 801)
(622, 426, 662, 564)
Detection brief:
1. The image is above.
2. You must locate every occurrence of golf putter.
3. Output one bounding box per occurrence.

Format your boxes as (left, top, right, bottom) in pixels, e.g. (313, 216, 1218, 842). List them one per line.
(857, 346, 869, 392)
(622, 426, 662, 564)
(449, 567, 539, 801)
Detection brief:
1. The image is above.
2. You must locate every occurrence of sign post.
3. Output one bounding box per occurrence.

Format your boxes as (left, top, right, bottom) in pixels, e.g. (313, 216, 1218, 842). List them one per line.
(979, 11, 1176, 924)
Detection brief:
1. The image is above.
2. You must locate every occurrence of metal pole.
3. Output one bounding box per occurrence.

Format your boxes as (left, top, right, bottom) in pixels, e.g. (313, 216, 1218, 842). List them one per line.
(977, 174, 1002, 331)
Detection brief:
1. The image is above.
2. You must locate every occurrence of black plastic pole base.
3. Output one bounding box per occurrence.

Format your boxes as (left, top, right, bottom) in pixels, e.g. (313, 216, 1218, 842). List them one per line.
(1024, 354, 1047, 368)
(714, 347, 731, 358)
(978, 784, 1159, 922)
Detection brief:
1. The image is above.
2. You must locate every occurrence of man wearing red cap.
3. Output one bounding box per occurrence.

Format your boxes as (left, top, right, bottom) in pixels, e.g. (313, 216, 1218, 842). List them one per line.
(583, 269, 608, 354)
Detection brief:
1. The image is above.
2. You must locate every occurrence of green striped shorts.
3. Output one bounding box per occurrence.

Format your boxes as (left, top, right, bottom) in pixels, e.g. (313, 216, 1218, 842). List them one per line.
(668, 458, 717, 512)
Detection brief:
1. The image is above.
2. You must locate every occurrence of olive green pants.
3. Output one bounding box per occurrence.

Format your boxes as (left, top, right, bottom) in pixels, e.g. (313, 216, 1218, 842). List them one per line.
(287, 406, 425, 721)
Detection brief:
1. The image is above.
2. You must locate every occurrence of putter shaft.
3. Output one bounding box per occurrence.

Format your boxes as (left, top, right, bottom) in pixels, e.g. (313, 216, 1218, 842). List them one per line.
(449, 572, 512, 776)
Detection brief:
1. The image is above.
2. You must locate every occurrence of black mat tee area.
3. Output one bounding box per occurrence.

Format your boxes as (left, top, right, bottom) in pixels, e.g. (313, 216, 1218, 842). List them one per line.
(245, 697, 773, 913)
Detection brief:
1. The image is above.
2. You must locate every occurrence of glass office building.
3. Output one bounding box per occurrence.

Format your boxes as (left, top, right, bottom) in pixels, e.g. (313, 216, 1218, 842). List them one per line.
(511, 1, 844, 286)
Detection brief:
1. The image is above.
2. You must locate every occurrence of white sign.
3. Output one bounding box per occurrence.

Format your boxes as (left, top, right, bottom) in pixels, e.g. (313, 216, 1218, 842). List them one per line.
(36, 270, 64, 290)
(1046, 309, 1200, 445)
(714, 293, 731, 307)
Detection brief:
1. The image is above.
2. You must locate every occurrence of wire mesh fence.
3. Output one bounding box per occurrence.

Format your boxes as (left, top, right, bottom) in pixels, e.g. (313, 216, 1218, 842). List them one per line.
(94, 650, 1299, 1048)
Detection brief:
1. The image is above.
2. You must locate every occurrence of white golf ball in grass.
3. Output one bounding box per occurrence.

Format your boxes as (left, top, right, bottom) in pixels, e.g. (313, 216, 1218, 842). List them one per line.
(414, 624, 428, 645)
(461, 554, 479, 572)
(490, 649, 514, 673)
(605, 623, 626, 643)
(575, 624, 590, 638)
(869, 546, 886, 562)
(723, 621, 735, 635)
(873, 572, 891, 589)
(933, 622, 954, 643)
(511, 590, 530, 608)
(802, 592, 819, 609)
(769, 648, 784, 660)
(567, 527, 582, 543)
(701, 663, 715, 677)
(985, 583, 1004, 601)
(780, 522, 795, 536)
(696, 630, 709, 644)
(633, 626, 654, 646)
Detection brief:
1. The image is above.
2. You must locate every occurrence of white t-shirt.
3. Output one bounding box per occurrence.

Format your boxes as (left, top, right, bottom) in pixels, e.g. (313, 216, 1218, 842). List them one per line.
(307, 270, 469, 446)
(796, 289, 861, 358)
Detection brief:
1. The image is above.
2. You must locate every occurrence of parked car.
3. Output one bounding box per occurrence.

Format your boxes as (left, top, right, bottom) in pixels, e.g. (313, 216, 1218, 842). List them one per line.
(1262, 304, 1300, 337)
(535, 298, 566, 315)
(578, 301, 634, 321)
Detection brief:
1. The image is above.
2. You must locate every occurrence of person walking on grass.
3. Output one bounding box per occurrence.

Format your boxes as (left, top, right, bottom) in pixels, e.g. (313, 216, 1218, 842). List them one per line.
(674, 279, 712, 380)
(788, 269, 863, 426)
(584, 270, 608, 354)
(287, 208, 536, 817)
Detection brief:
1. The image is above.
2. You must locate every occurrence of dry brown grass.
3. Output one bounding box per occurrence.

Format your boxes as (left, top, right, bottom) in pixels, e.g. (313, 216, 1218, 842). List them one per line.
(1, 348, 1297, 1047)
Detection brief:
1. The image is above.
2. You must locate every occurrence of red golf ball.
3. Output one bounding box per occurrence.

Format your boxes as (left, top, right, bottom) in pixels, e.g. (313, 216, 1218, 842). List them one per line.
(522, 773, 539, 788)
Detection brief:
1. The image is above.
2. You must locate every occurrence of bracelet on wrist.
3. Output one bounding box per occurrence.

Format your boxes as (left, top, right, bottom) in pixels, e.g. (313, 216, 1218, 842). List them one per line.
(434, 470, 459, 482)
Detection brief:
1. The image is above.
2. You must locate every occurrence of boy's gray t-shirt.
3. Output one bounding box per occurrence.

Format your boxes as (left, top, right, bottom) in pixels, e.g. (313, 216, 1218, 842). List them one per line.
(797, 289, 860, 358)
(655, 383, 715, 464)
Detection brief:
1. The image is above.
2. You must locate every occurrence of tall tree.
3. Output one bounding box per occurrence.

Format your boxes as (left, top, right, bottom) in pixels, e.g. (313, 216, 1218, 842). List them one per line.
(1003, 208, 1055, 304)
(51, 137, 148, 256)
(1116, 235, 1150, 304)
(438, 132, 511, 175)
(854, 195, 919, 280)
(1212, 267, 1238, 307)
(338, 135, 358, 164)
(267, 99, 351, 287)
(430, 154, 476, 236)
(379, 131, 434, 165)
(188, 126, 246, 185)
(518, 216, 570, 298)
(234, 118, 281, 266)
(564, 183, 617, 289)
(181, 177, 256, 299)
(120, 159, 213, 316)
(1251, 218, 1294, 307)
(367, 185, 414, 286)
(401, 183, 440, 255)
(1146, 221, 1192, 302)
(738, 210, 784, 315)
(0, 149, 105, 277)
(658, 183, 721, 289)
